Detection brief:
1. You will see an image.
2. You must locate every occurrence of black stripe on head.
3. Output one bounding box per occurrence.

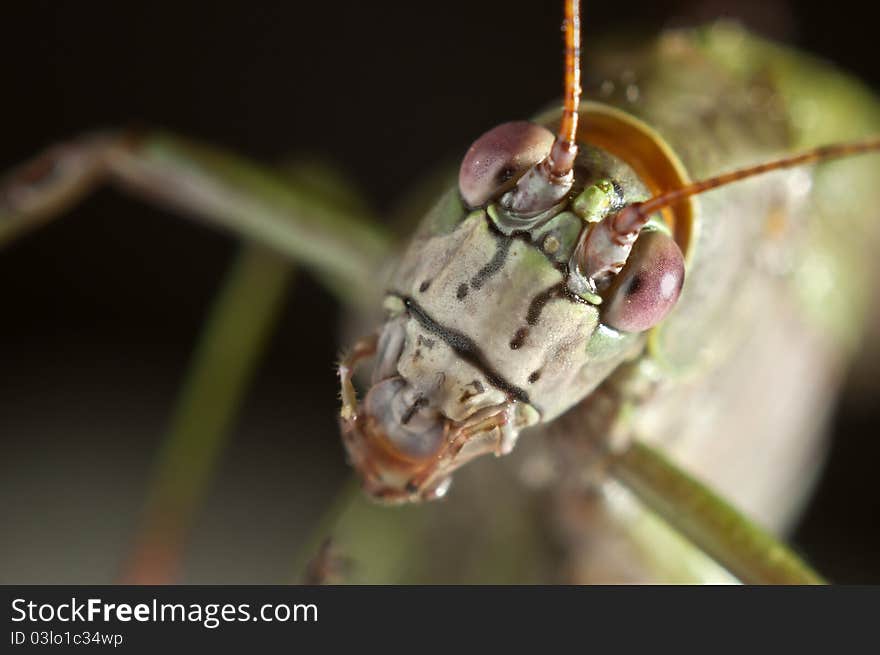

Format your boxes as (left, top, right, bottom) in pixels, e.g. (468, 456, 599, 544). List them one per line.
(393, 293, 531, 405)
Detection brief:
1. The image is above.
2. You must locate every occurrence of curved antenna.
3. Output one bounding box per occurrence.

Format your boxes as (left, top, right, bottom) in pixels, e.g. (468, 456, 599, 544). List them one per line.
(613, 137, 880, 235)
(548, 0, 582, 178)
(577, 137, 880, 283)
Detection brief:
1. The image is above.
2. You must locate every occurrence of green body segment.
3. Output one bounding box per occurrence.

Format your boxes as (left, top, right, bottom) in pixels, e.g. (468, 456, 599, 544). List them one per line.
(695, 25, 880, 352)
(629, 24, 880, 367)
(576, 24, 880, 536)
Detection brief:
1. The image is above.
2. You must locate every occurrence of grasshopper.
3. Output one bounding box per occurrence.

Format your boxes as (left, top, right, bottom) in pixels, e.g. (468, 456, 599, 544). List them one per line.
(2, 1, 879, 583)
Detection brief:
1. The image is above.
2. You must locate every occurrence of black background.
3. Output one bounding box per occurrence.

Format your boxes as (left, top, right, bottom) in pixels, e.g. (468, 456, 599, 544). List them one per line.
(1, 0, 878, 583)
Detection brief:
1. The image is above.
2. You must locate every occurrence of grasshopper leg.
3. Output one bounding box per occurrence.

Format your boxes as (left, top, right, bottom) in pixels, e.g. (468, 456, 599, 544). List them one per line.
(0, 130, 393, 309)
(611, 441, 825, 584)
(548, 364, 823, 583)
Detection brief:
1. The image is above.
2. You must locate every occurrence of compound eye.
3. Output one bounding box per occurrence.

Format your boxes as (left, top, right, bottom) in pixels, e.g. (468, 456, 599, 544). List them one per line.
(602, 230, 685, 332)
(458, 121, 555, 208)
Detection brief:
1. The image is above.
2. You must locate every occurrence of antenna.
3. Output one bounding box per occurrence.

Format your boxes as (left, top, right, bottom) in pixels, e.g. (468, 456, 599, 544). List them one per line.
(577, 137, 880, 283)
(501, 0, 582, 216)
(612, 137, 880, 236)
(548, 0, 582, 179)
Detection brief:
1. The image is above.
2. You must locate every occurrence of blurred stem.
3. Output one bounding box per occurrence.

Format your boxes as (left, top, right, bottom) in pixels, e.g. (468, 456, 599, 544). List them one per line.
(612, 441, 826, 584)
(120, 243, 294, 583)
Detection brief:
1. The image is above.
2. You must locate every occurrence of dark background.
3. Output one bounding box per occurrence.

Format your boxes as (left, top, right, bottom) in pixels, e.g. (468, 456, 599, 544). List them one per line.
(1, 0, 878, 583)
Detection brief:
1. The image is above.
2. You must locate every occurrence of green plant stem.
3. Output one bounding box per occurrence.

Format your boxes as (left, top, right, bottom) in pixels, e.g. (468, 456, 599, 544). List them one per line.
(121, 243, 294, 583)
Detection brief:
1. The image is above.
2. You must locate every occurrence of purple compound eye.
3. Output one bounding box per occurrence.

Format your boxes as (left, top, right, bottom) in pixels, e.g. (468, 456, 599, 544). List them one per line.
(458, 121, 555, 208)
(602, 230, 685, 333)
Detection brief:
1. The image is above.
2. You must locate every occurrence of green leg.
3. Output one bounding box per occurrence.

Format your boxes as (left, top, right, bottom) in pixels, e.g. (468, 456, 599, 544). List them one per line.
(0, 131, 393, 309)
(612, 441, 825, 584)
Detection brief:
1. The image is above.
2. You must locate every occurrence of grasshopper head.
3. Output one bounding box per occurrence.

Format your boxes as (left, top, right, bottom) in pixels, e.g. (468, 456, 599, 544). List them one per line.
(336, 0, 690, 502)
